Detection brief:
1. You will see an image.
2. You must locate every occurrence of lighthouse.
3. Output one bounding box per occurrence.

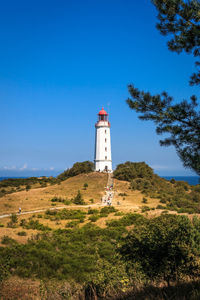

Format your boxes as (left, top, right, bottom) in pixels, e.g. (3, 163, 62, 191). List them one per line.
(94, 107, 112, 172)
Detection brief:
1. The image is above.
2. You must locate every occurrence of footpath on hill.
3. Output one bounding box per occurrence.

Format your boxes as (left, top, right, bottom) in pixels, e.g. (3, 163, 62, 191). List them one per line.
(0, 173, 115, 220)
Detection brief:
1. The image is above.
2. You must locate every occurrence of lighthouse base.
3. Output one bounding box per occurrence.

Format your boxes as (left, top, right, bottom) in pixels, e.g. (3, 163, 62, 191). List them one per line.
(94, 160, 112, 173)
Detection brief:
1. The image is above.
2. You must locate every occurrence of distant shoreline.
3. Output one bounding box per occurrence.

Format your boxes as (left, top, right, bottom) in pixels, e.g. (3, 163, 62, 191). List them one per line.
(0, 175, 199, 185)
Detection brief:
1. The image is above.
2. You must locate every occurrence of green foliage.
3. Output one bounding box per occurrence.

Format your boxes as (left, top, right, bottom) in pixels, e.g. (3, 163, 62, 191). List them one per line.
(100, 206, 117, 214)
(141, 206, 151, 213)
(89, 215, 100, 222)
(106, 213, 146, 228)
(57, 161, 94, 181)
(21, 219, 51, 231)
(120, 214, 200, 285)
(50, 197, 71, 205)
(17, 231, 27, 236)
(126, 0, 200, 175)
(0, 176, 58, 196)
(114, 161, 154, 181)
(88, 209, 99, 215)
(73, 190, 85, 205)
(118, 192, 128, 197)
(114, 162, 200, 213)
(45, 209, 86, 222)
(7, 214, 18, 228)
(142, 197, 148, 203)
(152, 0, 200, 86)
(83, 183, 88, 190)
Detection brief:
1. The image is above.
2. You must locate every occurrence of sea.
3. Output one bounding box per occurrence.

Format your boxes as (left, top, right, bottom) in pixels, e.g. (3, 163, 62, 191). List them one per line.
(0, 176, 199, 185)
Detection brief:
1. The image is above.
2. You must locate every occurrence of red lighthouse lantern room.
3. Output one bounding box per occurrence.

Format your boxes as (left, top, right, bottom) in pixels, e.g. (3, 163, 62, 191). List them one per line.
(98, 107, 108, 121)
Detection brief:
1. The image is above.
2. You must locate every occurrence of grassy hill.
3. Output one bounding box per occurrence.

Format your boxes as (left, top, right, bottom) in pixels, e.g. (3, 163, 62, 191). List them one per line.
(1, 163, 200, 300)
(0, 172, 107, 215)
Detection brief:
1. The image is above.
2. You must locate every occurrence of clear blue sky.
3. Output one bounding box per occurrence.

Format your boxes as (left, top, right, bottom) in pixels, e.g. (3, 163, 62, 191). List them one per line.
(0, 0, 198, 177)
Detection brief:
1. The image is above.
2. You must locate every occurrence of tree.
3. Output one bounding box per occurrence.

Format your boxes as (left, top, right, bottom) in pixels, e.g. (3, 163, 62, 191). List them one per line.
(73, 190, 85, 205)
(127, 0, 200, 175)
(57, 161, 94, 181)
(153, 0, 200, 85)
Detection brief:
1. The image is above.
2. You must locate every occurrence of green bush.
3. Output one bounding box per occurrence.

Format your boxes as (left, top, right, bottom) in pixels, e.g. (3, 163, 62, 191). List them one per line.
(89, 215, 100, 222)
(88, 209, 99, 215)
(57, 161, 94, 181)
(120, 214, 200, 285)
(141, 206, 151, 213)
(17, 231, 27, 236)
(142, 197, 148, 203)
(73, 190, 85, 205)
(22, 219, 51, 231)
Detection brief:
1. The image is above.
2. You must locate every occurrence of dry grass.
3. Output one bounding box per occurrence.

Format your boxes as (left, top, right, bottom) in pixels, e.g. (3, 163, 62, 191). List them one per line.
(113, 178, 161, 212)
(0, 172, 107, 215)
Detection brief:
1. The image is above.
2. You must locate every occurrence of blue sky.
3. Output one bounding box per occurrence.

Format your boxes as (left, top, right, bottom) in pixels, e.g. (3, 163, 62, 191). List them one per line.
(0, 0, 198, 177)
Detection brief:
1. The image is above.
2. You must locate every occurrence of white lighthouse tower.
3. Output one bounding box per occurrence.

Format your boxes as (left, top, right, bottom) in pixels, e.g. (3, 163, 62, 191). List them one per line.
(94, 107, 112, 172)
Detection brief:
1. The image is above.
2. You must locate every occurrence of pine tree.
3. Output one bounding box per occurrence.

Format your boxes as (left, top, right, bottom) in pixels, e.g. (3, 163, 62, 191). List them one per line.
(127, 0, 200, 175)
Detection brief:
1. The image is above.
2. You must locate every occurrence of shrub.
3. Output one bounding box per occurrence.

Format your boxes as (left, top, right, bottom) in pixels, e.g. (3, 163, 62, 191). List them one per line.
(89, 215, 100, 222)
(73, 190, 85, 205)
(119, 214, 200, 285)
(22, 219, 51, 231)
(57, 161, 94, 181)
(17, 231, 27, 236)
(88, 209, 99, 215)
(141, 206, 150, 213)
(100, 207, 117, 214)
(156, 205, 167, 210)
(142, 197, 148, 203)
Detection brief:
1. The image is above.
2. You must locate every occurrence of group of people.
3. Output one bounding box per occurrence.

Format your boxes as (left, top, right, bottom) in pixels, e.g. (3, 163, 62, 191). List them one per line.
(102, 184, 114, 206)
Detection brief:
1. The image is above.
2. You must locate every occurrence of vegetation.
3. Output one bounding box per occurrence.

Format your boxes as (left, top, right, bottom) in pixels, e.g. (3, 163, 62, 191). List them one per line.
(0, 176, 58, 197)
(57, 161, 94, 181)
(1, 213, 200, 298)
(73, 190, 85, 205)
(120, 214, 200, 286)
(126, 0, 200, 175)
(114, 161, 200, 213)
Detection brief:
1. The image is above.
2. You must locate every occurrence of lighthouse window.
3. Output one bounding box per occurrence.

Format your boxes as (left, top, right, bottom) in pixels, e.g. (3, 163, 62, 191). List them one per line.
(105, 156, 107, 160)
(105, 147, 107, 152)
(105, 138, 107, 143)
(105, 130, 107, 134)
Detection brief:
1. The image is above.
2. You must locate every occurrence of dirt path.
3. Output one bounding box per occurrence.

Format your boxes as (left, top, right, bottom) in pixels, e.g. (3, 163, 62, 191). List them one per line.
(0, 203, 103, 220)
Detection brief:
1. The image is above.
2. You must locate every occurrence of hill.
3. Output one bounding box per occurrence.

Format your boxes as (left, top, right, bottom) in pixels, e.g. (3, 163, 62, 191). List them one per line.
(0, 172, 107, 215)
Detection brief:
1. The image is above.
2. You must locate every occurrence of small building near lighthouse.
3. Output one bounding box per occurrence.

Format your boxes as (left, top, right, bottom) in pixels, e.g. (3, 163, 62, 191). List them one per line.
(94, 107, 112, 172)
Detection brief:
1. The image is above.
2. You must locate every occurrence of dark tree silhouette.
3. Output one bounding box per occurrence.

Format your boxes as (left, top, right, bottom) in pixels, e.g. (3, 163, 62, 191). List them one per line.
(127, 0, 200, 175)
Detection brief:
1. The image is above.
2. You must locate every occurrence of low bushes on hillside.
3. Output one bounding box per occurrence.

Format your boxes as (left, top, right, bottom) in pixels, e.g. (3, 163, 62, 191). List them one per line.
(57, 161, 94, 181)
(114, 161, 200, 214)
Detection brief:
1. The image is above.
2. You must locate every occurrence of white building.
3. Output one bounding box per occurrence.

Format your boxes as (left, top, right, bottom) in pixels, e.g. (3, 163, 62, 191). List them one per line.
(94, 107, 112, 172)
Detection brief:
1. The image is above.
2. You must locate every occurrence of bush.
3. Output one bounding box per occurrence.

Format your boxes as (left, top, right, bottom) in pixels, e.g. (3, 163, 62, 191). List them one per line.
(142, 197, 148, 203)
(17, 231, 27, 236)
(57, 161, 94, 181)
(100, 207, 117, 214)
(120, 214, 200, 285)
(22, 219, 51, 231)
(88, 209, 99, 215)
(89, 215, 100, 222)
(141, 206, 150, 213)
(73, 190, 85, 205)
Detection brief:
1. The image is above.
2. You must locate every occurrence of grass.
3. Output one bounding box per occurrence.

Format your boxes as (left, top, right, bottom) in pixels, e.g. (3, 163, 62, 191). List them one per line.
(0, 172, 107, 215)
(113, 178, 161, 211)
